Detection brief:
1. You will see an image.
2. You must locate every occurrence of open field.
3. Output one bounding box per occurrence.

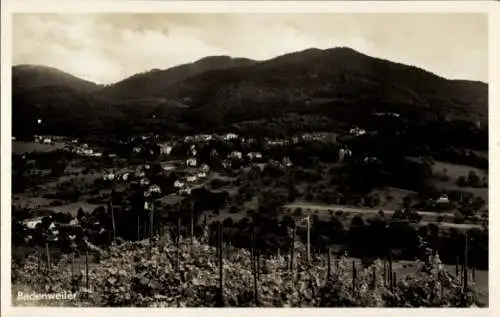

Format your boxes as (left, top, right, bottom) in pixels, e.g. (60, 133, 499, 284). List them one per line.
(12, 141, 66, 154)
(283, 202, 484, 230)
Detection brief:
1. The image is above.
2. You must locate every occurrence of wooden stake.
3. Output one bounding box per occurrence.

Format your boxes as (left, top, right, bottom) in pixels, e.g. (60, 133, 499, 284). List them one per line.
(109, 201, 116, 245)
(85, 251, 89, 293)
(137, 215, 140, 241)
(388, 253, 393, 290)
(463, 232, 469, 291)
(176, 216, 181, 272)
(392, 272, 397, 290)
(290, 223, 295, 272)
(190, 205, 194, 247)
(372, 266, 377, 290)
(327, 248, 331, 280)
(306, 215, 311, 264)
(45, 242, 51, 271)
(352, 261, 356, 297)
(383, 260, 387, 286)
(218, 222, 224, 307)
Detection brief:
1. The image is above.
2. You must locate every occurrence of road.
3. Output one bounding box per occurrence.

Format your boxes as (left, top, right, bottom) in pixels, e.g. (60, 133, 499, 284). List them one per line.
(284, 202, 484, 230)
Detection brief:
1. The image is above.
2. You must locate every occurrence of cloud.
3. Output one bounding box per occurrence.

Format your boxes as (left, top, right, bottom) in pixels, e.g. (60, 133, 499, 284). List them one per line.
(12, 13, 488, 84)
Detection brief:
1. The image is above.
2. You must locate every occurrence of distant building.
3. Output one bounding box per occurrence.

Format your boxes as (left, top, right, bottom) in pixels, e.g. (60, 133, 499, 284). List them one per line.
(248, 152, 262, 160)
(229, 151, 243, 160)
(186, 175, 198, 183)
(200, 164, 210, 173)
(436, 194, 450, 204)
(197, 172, 207, 178)
(223, 133, 238, 141)
(186, 158, 197, 167)
(174, 180, 185, 188)
(179, 187, 192, 196)
(349, 127, 366, 136)
(133, 147, 142, 154)
(103, 172, 115, 181)
(283, 157, 293, 167)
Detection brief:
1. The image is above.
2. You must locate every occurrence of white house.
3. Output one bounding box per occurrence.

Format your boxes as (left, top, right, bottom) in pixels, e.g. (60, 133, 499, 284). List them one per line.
(197, 172, 207, 178)
(174, 180, 185, 188)
(248, 152, 262, 160)
(223, 133, 238, 141)
(349, 127, 366, 136)
(133, 147, 142, 154)
(436, 194, 450, 204)
(43, 138, 52, 144)
(83, 149, 93, 156)
(186, 175, 198, 183)
(160, 145, 173, 155)
(23, 217, 44, 229)
(122, 172, 130, 181)
(230, 151, 243, 160)
(103, 172, 115, 181)
(186, 158, 197, 167)
(148, 184, 161, 194)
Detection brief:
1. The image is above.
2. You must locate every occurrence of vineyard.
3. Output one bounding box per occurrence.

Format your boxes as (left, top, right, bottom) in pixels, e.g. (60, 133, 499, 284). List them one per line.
(12, 227, 479, 308)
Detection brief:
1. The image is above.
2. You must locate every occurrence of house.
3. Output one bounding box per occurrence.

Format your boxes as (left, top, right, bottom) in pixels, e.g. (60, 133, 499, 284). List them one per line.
(93, 152, 103, 158)
(229, 151, 242, 160)
(223, 133, 238, 141)
(122, 172, 130, 181)
(248, 152, 262, 160)
(160, 145, 173, 155)
(133, 147, 142, 154)
(197, 172, 207, 178)
(349, 127, 366, 136)
(135, 170, 146, 178)
(43, 138, 52, 144)
(186, 175, 198, 183)
(140, 178, 150, 186)
(103, 172, 115, 181)
(22, 217, 44, 229)
(179, 187, 192, 196)
(283, 157, 293, 167)
(436, 194, 450, 204)
(174, 180, 185, 188)
(83, 149, 93, 156)
(186, 158, 197, 167)
(200, 164, 210, 173)
(148, 185, 161, 194)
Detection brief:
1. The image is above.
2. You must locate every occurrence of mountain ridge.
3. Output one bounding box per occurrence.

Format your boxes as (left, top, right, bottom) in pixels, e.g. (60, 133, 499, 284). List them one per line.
(12, 46, 488, 137)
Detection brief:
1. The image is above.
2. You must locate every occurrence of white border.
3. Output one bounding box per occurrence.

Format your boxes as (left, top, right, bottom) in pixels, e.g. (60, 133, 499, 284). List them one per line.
(1, 1, 499, 317)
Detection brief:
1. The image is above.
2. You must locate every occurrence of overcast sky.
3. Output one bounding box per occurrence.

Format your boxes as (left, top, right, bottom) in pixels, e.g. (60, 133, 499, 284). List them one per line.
(12, 13, 488, 84)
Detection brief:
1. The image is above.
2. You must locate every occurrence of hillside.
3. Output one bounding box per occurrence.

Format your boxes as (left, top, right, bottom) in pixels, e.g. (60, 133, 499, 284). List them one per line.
(156, 47, 488, 128)
(12, 65, 102, 93)
(97, 56, 256, 99)
(12, 47, 488, 137)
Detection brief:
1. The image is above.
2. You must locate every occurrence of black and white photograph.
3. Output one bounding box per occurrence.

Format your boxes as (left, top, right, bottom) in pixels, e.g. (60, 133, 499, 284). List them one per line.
(2, 0, 498, 312)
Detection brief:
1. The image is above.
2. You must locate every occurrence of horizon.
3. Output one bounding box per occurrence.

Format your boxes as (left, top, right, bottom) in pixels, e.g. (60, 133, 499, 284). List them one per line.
(12, 13, 488, 85)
